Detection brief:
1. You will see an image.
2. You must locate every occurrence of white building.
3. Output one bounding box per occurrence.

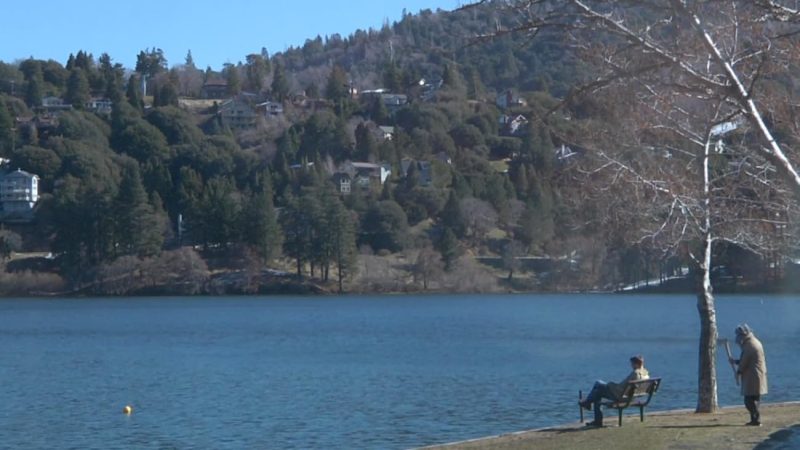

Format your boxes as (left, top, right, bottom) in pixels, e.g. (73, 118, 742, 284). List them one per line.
(0, 169, 39, 214)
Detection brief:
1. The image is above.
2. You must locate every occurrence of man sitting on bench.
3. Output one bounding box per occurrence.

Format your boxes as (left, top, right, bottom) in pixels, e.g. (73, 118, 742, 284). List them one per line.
(578, 354, 650, 427)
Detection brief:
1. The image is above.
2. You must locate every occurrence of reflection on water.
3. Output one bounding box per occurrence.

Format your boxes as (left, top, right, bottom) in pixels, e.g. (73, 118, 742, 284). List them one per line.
(0, 294, 797, 449)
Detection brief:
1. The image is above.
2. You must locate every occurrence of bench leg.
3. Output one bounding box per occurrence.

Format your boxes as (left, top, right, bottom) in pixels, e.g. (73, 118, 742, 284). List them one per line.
(618, 408, 623, 427)
(578, 390, 584, 423)
(640, 406, 644, 422)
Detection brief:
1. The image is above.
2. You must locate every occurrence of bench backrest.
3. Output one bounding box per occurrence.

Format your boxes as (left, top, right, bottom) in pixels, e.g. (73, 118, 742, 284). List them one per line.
(619, 377, 661, 405)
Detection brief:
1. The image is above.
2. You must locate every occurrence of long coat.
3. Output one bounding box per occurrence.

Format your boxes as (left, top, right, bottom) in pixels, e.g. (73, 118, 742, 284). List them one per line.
(738, 335, 768, 396)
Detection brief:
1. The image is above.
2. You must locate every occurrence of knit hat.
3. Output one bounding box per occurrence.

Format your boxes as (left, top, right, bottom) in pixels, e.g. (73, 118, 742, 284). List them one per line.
(735, 324, 752, 337)
(630, 354, 644, 365)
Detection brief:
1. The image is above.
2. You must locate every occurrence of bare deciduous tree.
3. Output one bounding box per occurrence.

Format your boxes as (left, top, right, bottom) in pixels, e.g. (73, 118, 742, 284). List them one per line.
(470, 0, 800, 412)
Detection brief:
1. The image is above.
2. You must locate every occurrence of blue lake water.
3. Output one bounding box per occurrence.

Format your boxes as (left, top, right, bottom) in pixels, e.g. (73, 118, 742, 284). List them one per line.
(0, 294, 799, 449)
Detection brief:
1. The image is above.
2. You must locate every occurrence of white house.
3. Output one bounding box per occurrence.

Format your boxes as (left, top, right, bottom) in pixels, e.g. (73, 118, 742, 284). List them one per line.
(0, 169, 39, 215)
(333, 161, 391, 194)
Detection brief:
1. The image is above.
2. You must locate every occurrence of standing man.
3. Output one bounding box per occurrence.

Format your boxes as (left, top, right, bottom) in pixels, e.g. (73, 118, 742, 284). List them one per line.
(728, 324, 768, 426)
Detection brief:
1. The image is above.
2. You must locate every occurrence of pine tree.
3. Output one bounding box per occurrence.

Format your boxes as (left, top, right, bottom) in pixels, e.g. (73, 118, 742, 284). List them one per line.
(354, 123, 377, 162)
(24, 63, 44, 107)
(325, 193, 357, 292)
(115, 161, 164, 257)
(271, 61, 290, 102)
(224, 63, 241, 96)
(437, 227, 460, 271)
(245, 54, 269, 92)
(383, 61, 402, 92)
(243, 173, 282, 264)
(440, 190, 466, 238)
(185, 50, 196, 69)
(126, 74, 143, 111)
(0, 100, 14, 155)
(326, 65, 350, 103)
(65, 68, 90, 109)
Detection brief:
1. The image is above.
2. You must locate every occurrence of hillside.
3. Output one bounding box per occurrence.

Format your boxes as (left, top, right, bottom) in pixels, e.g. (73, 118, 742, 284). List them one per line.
(0, 3, 790, 296)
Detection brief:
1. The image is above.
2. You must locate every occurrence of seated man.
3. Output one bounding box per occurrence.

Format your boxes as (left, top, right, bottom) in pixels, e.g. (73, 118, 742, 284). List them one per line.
(579, 355, 650, 427)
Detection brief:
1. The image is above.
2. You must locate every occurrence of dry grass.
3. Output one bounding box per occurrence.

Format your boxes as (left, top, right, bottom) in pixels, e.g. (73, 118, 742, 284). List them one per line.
(420, 402, 800, 450)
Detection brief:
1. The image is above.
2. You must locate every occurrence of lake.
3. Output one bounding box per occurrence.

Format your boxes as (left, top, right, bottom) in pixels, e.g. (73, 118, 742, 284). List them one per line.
(0, 294, 798, 449)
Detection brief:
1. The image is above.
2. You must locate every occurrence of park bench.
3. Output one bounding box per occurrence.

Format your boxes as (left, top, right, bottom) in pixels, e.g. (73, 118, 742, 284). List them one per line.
(578, 377, 662, 426)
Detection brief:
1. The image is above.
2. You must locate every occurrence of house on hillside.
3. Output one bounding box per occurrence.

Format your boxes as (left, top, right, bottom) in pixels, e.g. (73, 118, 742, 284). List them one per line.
(39, 96, 72, 114)
(86, 98, 113, 115)
(378, 126, 395, 141)
(332, 161, 391, 194)
(555, 144, 579, 162)
(0, 168, 39, 222)
(201, 79, 228, 99)
(256, 101, 284, 118)
(499, 114, 529, 136)
(381, 93, 408, 113)
(360, 90, 408, 114)
(400, 158, 433, 187)
(219, 98, 257, 130)
(496, 90, 527, 109)
(420, 77, 443, 102)
(331, 172, 352, 194)
(14, 115, 59, 140)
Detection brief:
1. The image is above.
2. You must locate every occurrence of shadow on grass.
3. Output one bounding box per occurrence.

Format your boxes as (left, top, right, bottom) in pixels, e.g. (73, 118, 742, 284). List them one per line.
(654, 424, 740, 429)
(754, 424, 800, 450)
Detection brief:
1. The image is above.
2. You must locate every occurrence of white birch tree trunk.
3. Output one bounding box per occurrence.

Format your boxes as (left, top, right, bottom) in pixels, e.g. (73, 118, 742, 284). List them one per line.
(696, 134, 718, 413)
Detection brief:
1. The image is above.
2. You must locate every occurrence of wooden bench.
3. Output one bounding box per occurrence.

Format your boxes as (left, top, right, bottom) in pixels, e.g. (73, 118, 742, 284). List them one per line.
(578, 377, 662, 426)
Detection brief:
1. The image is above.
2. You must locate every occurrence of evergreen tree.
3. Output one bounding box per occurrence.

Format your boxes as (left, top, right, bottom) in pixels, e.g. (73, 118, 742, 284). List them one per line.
(126, 74, 143, 111)
(271, 61, 290, 102)
(383, 61, 402, 92)
(65, 68, 90, 109)
(360, 200, 410, 252)
(354, 123, 377, 161)
(280, 190, 321, 276)
(74, 50, 94, 71)
(516, 190, 555, 253)
(24, 62, 44, 107)
(369, 95, 390, 124)
(305, 82, 320, 98)
(244, 54, 269, 92)
(464, 65, 486, 100)
(440, 190, 466, 238)
(532, 126, 555, 176)
(437, 226, 460, 271)
(326, 65, 350, 102)
(99, 53, 124, 102)
(242, 173, 282, 264)
(0, 100, 14, 155)
(115, 160, 164, 257)
(135, 48, 167, 79)
(511, 163, 530, 199)
(185, 50, 196, 69)
(155, 81, 179, 107)
(223, 63, 241, 96)
(193, 176, 241, 249)
(324, 192, 357, 292)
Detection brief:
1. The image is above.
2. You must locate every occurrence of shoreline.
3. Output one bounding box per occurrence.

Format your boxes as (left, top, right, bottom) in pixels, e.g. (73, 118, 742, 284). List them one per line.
(417, 401, 800, 450)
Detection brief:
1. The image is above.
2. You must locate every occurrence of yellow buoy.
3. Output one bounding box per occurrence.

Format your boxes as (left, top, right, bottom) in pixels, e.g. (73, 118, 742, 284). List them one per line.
(123, 405, 133, 415)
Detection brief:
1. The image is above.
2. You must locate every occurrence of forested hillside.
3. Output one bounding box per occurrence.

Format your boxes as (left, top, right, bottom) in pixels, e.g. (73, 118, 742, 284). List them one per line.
(0, 2, 785, 295)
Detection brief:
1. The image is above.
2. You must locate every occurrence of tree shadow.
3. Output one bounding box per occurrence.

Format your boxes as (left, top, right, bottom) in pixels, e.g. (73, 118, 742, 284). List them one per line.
(654, 424, 741, 429)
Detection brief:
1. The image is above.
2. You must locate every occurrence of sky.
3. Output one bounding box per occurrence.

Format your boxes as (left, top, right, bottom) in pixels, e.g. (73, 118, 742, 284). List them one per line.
(1, 0, 458, 70)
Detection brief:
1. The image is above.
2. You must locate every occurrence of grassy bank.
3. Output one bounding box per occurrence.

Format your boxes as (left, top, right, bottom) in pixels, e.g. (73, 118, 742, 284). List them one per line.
(420, 402, 800, 450)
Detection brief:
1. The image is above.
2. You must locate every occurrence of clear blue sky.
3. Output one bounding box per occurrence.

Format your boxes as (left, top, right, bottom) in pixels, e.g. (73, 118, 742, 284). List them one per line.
(1, 1, 457, 70)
